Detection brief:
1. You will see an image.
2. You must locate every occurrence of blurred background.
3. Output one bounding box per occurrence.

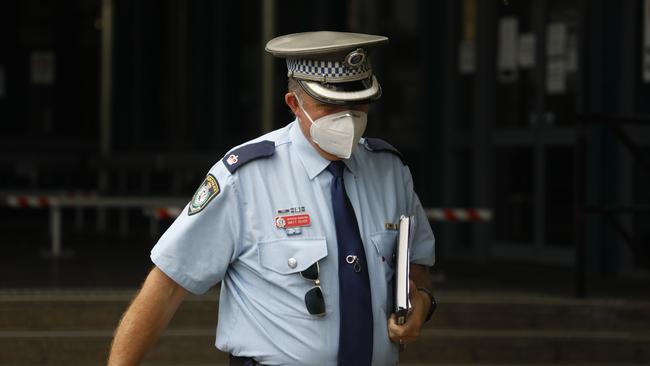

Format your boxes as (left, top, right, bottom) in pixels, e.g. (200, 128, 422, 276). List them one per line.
(0, 0, 649, 365)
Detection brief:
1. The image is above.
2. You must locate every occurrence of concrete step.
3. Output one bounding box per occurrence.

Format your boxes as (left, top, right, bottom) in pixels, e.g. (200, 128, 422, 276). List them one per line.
(2, 289, 649, 365)
(429, 292, 650, 332)
(0, 329, 226, 366)
(0, 290, 218, 331)
(402, 329, 650, 364)
(1, 328, 649, 365)
(2, 290, 649, 332)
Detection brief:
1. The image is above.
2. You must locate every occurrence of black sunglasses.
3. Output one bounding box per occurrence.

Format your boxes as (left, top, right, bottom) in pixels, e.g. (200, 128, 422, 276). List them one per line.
(301, 262, 325, 316)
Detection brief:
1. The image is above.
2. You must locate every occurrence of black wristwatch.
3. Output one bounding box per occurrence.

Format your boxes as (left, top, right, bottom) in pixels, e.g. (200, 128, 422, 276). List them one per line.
(417, 287, 437, 322)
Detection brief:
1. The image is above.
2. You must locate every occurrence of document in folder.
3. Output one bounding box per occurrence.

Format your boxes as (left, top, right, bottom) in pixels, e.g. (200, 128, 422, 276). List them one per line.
(394, 215, 414, 325)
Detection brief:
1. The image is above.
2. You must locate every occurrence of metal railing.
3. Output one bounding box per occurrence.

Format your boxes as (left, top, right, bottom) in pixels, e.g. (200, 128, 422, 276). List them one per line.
(2, 192, 492, 259)
(574, 114, 650, 298)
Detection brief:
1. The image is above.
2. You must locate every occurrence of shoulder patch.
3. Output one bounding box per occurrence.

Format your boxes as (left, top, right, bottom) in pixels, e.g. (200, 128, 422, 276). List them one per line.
(222, 140, 275, 173)
(363, 138, 406, 165)
(188, 174, 220, 215)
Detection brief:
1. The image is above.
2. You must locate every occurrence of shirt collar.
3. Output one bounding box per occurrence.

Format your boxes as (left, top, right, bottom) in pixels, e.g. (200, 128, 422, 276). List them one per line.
(289, 121, 361, 179)
(290, 121, 330, 180)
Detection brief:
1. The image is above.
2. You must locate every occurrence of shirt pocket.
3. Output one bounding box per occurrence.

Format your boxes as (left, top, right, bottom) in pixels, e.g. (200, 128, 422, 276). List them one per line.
(369, 230, 398, 314)
(370, 231, 398, 282)
(258, 237, 328, 274)
(256, 237, 328, 319)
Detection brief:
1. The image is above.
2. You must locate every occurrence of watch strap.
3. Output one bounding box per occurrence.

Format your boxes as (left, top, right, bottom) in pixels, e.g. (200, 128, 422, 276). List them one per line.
(417, 287, 437, 322)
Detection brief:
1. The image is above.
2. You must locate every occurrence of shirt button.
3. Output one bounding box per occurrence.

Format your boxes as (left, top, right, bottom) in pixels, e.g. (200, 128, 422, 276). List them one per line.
(288, 257, 298, 269)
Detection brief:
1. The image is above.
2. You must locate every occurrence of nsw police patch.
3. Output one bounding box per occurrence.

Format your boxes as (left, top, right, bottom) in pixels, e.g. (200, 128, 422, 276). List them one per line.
(188, 174, 220, 215)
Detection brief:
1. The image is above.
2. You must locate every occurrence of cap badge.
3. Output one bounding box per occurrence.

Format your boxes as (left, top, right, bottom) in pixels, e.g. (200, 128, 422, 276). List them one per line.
(344, 48, 367, 69)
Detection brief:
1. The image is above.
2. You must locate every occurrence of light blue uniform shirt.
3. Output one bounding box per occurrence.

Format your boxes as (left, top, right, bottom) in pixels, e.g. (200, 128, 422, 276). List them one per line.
(151, 121, 435, 366)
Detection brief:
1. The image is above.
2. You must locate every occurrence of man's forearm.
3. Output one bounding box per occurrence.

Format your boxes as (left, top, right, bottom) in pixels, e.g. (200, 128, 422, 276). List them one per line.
(108, 267, 188, 366)
(410, 264, 433, 290)
(410, 264, 433, 318)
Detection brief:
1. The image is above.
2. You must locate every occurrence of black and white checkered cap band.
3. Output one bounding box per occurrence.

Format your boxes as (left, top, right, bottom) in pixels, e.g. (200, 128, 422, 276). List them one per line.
(286, 58, 372, 83)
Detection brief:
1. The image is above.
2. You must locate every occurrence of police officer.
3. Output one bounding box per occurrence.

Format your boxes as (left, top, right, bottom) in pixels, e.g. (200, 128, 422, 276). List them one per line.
(109, 31, 436, 366)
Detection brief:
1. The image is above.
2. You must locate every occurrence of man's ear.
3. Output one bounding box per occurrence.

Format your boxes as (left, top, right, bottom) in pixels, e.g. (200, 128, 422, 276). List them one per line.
(285, 92, 300, 116)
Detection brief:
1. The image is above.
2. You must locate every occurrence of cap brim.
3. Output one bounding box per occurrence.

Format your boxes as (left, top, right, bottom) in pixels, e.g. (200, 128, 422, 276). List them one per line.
(266, 32, 388, 57)
(298, 76, 382, 106)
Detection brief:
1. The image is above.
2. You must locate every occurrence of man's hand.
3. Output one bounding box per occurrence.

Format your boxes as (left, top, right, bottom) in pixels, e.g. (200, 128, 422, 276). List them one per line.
(387, 279, 431, 344)
(108, 266, 188, 366)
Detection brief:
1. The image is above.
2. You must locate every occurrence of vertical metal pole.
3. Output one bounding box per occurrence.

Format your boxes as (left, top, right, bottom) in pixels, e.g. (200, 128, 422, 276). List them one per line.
(100, 0, 113, 158)
(261, 0, 275, 133)
(574, 117, 586, 298)
(118, 171, 128, 236)
(473, 0, 496, 262)
(440, 0, 459, 259)
(50, 206, 62, 258)
(574, 0, 589, 298)
(98, 0, 114, 232)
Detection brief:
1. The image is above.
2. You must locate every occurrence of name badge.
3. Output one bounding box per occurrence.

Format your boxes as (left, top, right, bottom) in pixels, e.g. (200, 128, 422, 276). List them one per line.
(275, 206, 311, 235)
(275, 214, 311, 229)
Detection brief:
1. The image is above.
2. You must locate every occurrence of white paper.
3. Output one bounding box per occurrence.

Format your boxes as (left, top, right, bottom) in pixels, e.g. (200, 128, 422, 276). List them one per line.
(498, 17, 519, 82)
(30, 51, 56, 85)
(546, 22, 568, 94)
(547, 23, 567, 57)
(459, 40, 476, 75)
(547, 59, 567, 94)
(0, 66, 5, 99)
(394, 215, 412, 324)
(518, 33, 536, 69)
(643, 0, 650, 83)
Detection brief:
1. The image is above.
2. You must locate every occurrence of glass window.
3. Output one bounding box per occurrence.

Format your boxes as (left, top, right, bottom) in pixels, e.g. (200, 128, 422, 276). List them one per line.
(544, 146, 574, 245)
(450, 148, 474, 249)
(495, 147, 534, 243)
(495, 0, 537, 128)
(544, 0, 579, 126)
(455, 0, 478, 130)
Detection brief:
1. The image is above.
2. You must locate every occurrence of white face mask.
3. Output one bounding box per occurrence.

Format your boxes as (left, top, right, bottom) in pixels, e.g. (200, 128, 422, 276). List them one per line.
(295, 94, 368, 159)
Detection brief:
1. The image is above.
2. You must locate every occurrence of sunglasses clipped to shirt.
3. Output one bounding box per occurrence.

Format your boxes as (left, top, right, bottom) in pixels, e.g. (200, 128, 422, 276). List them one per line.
(301, 261, 326, 316)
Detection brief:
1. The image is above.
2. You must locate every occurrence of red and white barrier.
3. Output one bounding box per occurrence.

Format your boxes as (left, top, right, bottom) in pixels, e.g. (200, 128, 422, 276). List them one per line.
(6, 192, 96, 209)
(150, 207, 183, 220)
(145, 207, 493, 222)
(3, 193, 184, 258)
(425, 208, 492, 222)
(7, 195, 57, 208)
(3, 192, 492, 258)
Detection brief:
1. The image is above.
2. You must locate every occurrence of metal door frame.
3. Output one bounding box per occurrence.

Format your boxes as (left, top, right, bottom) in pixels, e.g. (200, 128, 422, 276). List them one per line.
(442, 0, 581, 264)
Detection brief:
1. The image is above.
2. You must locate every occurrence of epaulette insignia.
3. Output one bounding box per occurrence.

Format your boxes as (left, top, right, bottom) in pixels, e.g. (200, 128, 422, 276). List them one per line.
(222, 140, 275, 173)
(363, 138, 406, 165)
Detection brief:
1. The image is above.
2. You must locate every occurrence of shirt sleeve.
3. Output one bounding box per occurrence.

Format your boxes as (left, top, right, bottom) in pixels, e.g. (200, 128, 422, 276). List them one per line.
(151, 161, 242, 294)
(403, 165, 436, 266)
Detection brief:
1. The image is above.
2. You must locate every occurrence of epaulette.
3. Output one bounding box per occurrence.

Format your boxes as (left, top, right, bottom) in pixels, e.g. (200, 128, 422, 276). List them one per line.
(222, 140, 275, 173)
(363, 138, 406, 165)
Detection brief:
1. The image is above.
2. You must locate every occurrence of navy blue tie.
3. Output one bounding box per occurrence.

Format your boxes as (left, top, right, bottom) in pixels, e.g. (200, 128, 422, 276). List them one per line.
(326, 161, 373, 366)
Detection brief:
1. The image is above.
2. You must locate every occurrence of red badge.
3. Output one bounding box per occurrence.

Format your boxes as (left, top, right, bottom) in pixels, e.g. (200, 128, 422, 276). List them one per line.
(275, 214, 311, 229)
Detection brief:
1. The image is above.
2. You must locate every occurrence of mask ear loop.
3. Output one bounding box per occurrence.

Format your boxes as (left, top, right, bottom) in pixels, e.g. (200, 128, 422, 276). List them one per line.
(293, 93, 315, 125)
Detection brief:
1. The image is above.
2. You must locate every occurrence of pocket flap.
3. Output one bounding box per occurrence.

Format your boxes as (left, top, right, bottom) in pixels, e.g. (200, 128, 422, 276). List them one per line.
(258, 237, 328, 275)
(370, 231, 398, 259)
